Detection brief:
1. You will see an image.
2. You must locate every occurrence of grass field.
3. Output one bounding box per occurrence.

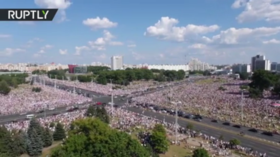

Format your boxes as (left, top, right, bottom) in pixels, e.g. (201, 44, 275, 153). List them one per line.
(40, 141, 62, 157)
(160, 144, 193, 157)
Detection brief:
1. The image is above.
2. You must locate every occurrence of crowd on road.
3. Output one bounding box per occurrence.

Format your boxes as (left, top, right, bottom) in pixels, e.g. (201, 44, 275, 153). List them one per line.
(4, 105, 266, 157)
(0, 83, 91, 115)
(40, 76, 172, 96)
(132, 77, 280, 132)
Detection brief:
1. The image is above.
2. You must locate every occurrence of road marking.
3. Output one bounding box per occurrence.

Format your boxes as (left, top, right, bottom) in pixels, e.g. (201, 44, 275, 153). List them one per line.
(155, 111, 280, 147)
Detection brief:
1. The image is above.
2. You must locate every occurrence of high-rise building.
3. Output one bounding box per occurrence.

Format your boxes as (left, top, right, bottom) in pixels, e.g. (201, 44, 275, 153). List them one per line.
(271, 62, 278, 71)
(111, 56, 123, 70)
(251, 55, 270, 71)
(232, 64, 251, 73)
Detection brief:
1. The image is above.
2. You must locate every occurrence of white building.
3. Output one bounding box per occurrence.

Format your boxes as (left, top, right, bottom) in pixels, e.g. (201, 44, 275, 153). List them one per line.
(251, 55, 271, 71)
(111, 56, 123, 70)
(147, 64, 189, 71)
(232, 64, 251, 73)
(188, 58, 216, 71)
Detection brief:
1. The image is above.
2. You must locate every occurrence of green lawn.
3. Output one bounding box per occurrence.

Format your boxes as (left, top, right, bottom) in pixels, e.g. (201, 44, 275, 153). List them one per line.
(160, 144, 192, 157)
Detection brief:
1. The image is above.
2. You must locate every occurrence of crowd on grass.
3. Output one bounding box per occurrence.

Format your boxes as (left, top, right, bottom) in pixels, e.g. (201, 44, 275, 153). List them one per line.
(4, 104, 266, 157)
(0, 83, 91, 115)
(132, 77, 280, 132)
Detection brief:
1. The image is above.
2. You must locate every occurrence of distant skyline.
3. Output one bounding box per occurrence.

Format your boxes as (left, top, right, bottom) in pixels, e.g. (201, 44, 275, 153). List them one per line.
(0, 0, 280, 64)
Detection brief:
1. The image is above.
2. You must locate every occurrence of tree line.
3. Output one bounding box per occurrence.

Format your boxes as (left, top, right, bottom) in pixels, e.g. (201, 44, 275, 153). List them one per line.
(46, 67, 186, 85)
(248, 70, 280, 98)
(96, 69, 186, 85)
(0, 73, 28, 95)
(0, 118, 66, 157)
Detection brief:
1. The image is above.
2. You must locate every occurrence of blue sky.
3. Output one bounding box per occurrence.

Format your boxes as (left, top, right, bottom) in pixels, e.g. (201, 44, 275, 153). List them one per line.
(0, 0, 280, 65)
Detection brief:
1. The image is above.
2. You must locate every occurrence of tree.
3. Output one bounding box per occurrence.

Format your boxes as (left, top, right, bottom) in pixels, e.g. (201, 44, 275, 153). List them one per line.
(249, 88, 262, 98)
(186, 123, 194, 130)
(51, 118, 150, 157)
(96, 72, 107, 85)
(10, 131, 27, 156)
(239, 72, 248, 80)
(0, 80, 11, 95)
(53, 123, 66, 141)
(218, 135, 224, 140)
(26, 128, 43, 156)
(0, 126, 14, 157)
(149, 124, 169, 154)
(192, 148, 210, 157)
(43, 128, 53, 147)
(27, 118, 44, 144)
(249, 70, 278, 91)
(229, 139, 240, 147)
(96, 106, 110, 124)
(85, 105, 96, 117)
(11, 78, 18, 88)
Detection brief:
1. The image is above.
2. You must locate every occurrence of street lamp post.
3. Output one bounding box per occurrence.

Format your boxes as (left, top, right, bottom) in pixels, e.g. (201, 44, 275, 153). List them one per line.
(44, 103, 46, 118)
(110, 79, 114, 111)
(54, 75, 57, 89)
(241, 90, 244, 122)
(171, 100, 181, 144)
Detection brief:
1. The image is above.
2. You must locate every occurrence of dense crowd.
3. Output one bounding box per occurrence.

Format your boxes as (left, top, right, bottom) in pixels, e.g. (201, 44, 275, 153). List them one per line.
(0, 83, 91, 115)
(4, 105, 266, 157)
(39, 75, 171, 96)
(132, 77, 280, 132)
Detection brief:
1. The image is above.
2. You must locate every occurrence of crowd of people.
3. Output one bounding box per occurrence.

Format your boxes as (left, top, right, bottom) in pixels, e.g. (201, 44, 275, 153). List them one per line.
(39, 75, 171, 96)
(132, 77, 280, 132)
(4, 104, 266, 157)
(0, 83, 91, 115)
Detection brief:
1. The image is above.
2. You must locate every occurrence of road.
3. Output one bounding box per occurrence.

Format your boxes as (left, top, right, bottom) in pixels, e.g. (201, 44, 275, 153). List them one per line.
(1, 76, 279, 156)
(127, 107, 280, 157)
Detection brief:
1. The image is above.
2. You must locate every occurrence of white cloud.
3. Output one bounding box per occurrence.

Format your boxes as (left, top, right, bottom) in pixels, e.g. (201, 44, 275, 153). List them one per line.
(145, 17, 219, 42)
(74, 46, 89, 55)
(38, 44, 53, 53)
(83, 17, 117, 30)
(88, 30, 123, 50)
(232, 0, 280, 23)
(159, 53, 165, 59)
(127, 44, 136, 47)
(0, 34, 11, 38)
(34, 0, 72, 22)
(110, 41, 123, 46)
(188, 44, 206, 49)
(208, 27, 280, 44)
(263, 39, 280, 44)
(59, 49, 67, 55)
(0, 48, 25, 56)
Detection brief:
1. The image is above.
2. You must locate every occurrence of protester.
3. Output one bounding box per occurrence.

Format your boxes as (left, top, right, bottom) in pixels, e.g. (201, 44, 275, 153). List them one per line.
(0, 83, 91, 115)
(4, 105, 266, 157)
(132, 77, 280, 132)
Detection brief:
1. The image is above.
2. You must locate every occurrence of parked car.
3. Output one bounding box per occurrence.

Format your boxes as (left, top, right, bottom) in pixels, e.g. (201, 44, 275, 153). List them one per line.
(248, 128, 258, 133)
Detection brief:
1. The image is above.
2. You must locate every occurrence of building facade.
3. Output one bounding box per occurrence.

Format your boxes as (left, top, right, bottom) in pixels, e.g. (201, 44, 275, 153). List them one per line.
(232, 64, 251, 73)
(68, 64, 77, 73)
(147, 64, 189, 71)
(188, 58, 216, 71)
(111, 56, 123, 70)
(251, 55, 271, 71)
(74, 66, 87, 73)
(271, 62, 277, 71)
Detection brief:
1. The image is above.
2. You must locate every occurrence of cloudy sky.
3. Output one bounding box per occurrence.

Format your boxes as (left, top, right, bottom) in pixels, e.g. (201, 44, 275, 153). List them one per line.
(0, 0, 280, 65)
